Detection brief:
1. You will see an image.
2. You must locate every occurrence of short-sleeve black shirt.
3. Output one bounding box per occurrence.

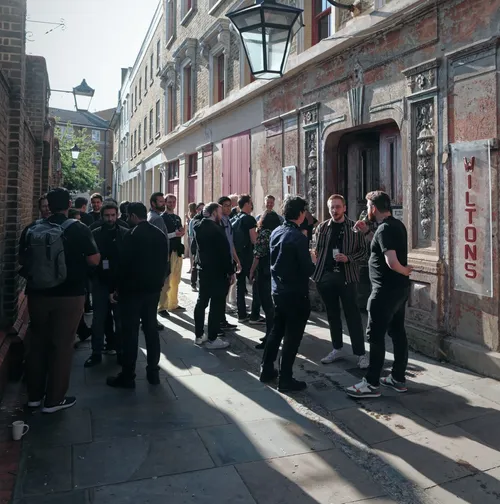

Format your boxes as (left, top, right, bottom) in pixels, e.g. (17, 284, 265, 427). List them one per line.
(162, 213, 183, 254)
(233, 212, 257, 261)
(368, 216, 409, 289)
(20, 213, 99, 297)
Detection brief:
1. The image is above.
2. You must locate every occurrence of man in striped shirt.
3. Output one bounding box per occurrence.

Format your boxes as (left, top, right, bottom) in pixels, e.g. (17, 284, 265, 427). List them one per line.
(312, 194, 369, 369)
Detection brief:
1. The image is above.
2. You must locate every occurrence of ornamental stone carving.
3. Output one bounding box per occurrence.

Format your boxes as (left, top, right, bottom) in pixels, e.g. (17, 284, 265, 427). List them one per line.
(160, 62, 177, 90)
(415, 101, 435, 240)
(403, 58, 440, 95)
(173, 38, 198, 69)
(199, 19, 231, 62)
(306, 130, 318, 213)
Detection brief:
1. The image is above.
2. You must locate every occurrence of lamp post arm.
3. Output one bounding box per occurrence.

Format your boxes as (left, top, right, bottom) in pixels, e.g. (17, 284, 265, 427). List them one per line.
(326, 0, 355, 11)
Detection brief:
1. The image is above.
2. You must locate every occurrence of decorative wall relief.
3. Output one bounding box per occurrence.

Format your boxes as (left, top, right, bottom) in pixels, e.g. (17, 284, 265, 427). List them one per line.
(415, 101, 435, 240)
(300, 103, 319, 215)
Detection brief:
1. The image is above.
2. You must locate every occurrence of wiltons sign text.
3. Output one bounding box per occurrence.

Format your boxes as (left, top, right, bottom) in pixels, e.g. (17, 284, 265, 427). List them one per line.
(451, 141, 493, 298)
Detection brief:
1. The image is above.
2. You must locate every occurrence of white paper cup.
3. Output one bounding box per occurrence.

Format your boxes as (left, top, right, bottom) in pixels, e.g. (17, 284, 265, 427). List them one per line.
(12, 420, 29, 441)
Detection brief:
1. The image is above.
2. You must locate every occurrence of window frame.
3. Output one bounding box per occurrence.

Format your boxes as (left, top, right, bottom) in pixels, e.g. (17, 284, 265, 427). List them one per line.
(216, 53, 225, 103)
(180, 0, 195, 25)
(166, 0, 176, 48)
(150, 54, 154, 82)
(138, 123, 142, 153)
(143, 117, 148, 149)
(149, 109, 154, 142)
(187, 153, 197, 176)
(92, 129, 101, 142)
(157, 39, 161, 68)
(139, 77, 142, 102)
(155, 99, 161, 136)
(312, 0, 332, 46)
(144, 67, 148, 94)
(167, 160, 179, 181)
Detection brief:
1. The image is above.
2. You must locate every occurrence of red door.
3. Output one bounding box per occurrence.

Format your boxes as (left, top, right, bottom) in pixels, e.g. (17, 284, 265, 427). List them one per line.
(222, 131, 250, 195)
(188, 175, 197, 203)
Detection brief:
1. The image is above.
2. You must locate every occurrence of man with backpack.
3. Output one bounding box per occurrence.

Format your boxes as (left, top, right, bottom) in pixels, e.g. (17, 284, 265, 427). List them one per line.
(19, 187, 100, 413)
(231, 194, 262, 324)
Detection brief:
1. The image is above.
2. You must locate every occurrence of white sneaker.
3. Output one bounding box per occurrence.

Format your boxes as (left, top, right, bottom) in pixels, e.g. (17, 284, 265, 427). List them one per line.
(205, 338, 230, 350)
(321, 348, 344, 364)
(195, 334, 208, 345)
(345, 378, 381, 398)
(357, 354, 369, 369)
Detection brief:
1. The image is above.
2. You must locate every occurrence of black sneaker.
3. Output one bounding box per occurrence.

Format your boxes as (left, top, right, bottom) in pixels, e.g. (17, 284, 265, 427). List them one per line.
(103, 345, 117, 356)
(147, 371, 160, 385)
(77, 327, 92, 342)
(220, 321, 238, 330)
(106, 374, 136, 389)
(42, 396, 76, 414)
(156, 322, 165, 331)
(278, 378, 307, 392)
(158, 310, 170, 319)
(259, 367, 279, 383)
(173, 306, 186, 312)
(255, 341, 266, 350)
(84, 354, 102, 368)
(84, 305, 93, 314)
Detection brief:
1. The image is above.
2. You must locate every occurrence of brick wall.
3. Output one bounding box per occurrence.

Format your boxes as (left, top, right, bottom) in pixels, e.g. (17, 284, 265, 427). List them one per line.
(0, 0, 53, 328)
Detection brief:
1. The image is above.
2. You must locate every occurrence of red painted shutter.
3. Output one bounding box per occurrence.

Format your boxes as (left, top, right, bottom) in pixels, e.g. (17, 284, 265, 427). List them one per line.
(221, 132, 250, 195)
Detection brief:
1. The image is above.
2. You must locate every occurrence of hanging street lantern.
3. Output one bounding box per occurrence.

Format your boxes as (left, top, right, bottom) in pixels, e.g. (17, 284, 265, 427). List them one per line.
(70, 144, 81, 160)
(227, 0, 304, 80)
(72, 79, 95, 111)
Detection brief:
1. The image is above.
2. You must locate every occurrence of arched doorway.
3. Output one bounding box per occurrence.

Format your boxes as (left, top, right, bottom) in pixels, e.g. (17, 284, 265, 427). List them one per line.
(324, 121, 403, 221)
(323, 120, 403, 307)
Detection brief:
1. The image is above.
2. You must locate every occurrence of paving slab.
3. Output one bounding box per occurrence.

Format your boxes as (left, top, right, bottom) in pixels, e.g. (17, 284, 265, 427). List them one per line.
(332, 398, 435, 445)
(455, 411, 500, 451)
(305, 381, 357, 412)
(167, 371, 265, 400)
(180, 353, 237, 375)
(398, 385, 499, 427)
(373, 424, 500, 489)
(91, 466, 257, 504)
(457, 377, 500, 406)
(20, 445, 72, 496)
(73, 430, 214, 488)
(197, 416, 333, 466)
(14, 490, 89, 504)
(91, 396, 228, 439)
(425, 467, 500, 503)
(210, 388, 305, 424)
(24, 407, 92, 448)
(235, 449, 387, 504)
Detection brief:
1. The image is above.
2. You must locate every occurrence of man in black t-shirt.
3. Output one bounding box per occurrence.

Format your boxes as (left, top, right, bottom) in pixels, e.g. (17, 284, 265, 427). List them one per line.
(74, 197, 94, 227)
(346, 191, 413, 399)
(90, 193, 104, 222)
(20, 188, 100, 413)
(231, 194, 261, 323)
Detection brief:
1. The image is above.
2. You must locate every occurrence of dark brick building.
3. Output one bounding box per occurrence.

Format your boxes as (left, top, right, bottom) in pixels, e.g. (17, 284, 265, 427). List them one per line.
(0, 0, 58, 396)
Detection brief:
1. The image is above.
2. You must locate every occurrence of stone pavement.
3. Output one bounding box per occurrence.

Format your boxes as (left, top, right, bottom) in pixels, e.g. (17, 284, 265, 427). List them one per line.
(6, 260, 500, 503)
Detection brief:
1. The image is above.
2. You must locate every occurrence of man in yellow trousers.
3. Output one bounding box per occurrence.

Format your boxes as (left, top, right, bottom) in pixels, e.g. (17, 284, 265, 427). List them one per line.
(158, 194, 185, 317)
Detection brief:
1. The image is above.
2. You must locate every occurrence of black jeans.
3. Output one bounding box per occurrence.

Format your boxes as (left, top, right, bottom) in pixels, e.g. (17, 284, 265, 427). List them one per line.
(316, 273, 365, 356)
(191, 267, 198, 288)
(365, 286, 410, 386)
(262, 294, 310, 380)
(91, 280, 121, 354)
(256, 271, 274, 340)
(236, 255, 261, 320)
(119, 291, 161, 379)
(194, 271, 228, 341)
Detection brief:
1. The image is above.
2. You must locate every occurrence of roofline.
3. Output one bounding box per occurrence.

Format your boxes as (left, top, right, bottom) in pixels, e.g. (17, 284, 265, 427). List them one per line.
(49, 108, 111, 130)
(129, 0, 163, 84)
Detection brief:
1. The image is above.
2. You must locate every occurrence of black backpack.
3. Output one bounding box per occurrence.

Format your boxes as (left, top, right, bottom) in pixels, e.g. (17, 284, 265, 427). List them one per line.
(230, 213, 250, 254)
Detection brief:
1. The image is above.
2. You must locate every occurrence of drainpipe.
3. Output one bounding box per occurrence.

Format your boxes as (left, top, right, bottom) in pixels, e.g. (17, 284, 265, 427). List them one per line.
(103, 129, 108, 195)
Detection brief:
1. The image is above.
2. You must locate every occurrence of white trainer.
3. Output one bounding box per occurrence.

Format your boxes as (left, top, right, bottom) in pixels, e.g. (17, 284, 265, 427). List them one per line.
(205, 338, 230, 350)
(357, 354, 369, 369)
(321, 348, 344, 364)
(195, 334, 208, 345)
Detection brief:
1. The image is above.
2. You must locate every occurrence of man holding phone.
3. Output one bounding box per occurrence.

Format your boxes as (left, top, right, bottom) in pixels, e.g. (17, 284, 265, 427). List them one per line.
(346, 191, 413, 398)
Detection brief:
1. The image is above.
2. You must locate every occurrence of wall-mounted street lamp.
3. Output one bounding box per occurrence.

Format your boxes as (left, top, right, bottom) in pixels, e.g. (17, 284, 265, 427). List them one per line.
(51, 79, 95, 111)
(70, 144, 81, 171)
(227, 0, 357, 80)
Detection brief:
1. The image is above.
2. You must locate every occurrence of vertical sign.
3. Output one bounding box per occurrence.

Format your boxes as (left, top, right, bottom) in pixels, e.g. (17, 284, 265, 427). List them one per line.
(451, 140, 493, 297)
(282, 166, 297, 198)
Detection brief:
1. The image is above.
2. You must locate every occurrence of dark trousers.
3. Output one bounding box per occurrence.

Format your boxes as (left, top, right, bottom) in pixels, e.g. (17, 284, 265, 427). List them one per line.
(191, 267, 198, 288)
(26, 295, 84, 406)
(119, 291, 161, 379)
(236, 256, 261, 320)
(256, 272, 274, 340)
(262, 294, 310, 380)
(365, 286, 410, 386)
(316, 273, 365, 356)
(91, 280, 121, 354)
(194, 271, 228, 341)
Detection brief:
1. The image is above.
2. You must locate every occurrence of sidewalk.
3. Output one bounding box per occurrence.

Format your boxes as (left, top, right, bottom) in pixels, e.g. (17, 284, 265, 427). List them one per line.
(6, 260, 500, 503)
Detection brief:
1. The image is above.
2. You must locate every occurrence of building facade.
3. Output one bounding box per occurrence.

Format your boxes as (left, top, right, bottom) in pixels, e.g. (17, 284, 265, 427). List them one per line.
(111, 0, 500, 376)
(49, 108, 113, 196)
(0, 0, 59, 395)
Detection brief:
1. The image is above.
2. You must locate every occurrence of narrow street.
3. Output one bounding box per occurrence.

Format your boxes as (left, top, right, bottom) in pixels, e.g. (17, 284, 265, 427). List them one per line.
(4, 261, 500, 504)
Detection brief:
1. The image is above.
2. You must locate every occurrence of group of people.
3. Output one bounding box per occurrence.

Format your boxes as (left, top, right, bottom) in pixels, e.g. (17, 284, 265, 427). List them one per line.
(18, 183, 412, 413)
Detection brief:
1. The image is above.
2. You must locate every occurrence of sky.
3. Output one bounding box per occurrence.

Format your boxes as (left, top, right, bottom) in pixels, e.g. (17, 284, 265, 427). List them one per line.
(27, 0, 161, 112)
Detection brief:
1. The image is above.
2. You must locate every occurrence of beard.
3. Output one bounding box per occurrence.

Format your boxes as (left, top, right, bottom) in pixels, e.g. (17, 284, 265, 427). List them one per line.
(367, 210, 376, 222)
(157, 206, 166, 212)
